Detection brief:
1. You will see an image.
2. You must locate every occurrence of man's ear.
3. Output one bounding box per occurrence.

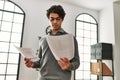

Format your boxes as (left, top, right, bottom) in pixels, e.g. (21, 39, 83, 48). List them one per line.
(46, 26, 51, 34)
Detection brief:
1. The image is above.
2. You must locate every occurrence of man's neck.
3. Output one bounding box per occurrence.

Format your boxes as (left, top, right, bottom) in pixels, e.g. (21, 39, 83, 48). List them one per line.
(52, 28, 61, 34)
(52, 29, 59, 34)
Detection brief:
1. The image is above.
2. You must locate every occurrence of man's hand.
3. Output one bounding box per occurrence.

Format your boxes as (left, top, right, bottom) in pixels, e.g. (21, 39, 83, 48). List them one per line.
(24, 57, 34, 68)
(57, 57, 70, 70)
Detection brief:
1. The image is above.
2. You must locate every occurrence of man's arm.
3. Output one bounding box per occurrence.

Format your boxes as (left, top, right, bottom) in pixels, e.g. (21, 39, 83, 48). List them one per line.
(68, 38, 80, 70)
(57, 37, 80, 71)
(24, 46, 42, 68)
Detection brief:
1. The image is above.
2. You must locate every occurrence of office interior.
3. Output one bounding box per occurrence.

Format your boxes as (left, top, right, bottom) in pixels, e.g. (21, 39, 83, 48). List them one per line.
(0, 0, 120, 80)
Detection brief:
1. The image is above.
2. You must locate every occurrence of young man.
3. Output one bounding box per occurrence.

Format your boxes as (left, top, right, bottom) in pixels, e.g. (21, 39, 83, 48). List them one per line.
(24, 5, 80, 80)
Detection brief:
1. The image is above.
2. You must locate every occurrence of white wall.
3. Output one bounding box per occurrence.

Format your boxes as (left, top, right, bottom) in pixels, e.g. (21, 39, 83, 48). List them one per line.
(10, 0, 99, 80)
(113, 1, 120, 80)
(99, 3, 114, 43)
(99, 1, 120, 80)
(99, 4, 115, 80)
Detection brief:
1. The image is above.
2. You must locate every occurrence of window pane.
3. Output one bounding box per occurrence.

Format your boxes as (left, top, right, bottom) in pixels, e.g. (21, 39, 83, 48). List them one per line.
(84, 30, 90, 38)
(4, 1, 15, 11)
(77, 15, 84, 21)
(6, 76, 17, 80)
(103, 76, 113, 80)
(0, 53, 8, 63)
(78, 45, 84, 53)
(13, 14, 24, 23)
(77, 37, 83, 45)
(83, 62, 90, 70)
(79, 62, 84, 70)
(84, 38, 90, 45)
(75, 71, 83, 79)
(8, 53, 19, 63)
(3, 12, 13, 22)
(84, 23, 90, 30)
(0, 64, 6, 74)
(0, 21, 1, 30)
(80, 54, 84, 62)
(91, 75, 97, 79)
(84, 54, 90, 62)
(0, 76, 5, 80)
(12, 23, 23, 33)
(91, 24, 97, 31)
(9, 43, 20, 53)
(83, 71, 90, 79)
(76, 13, 98, 80)
(0, 1, 25, 80)
(0, 42, 9, 52)
(77, 21, 84, 29)
(83, 46, 90, 53)
(0, 0, 4, 9)
(0, 11, 2, 19)
(0, 31, 10, 42)
(11, 33, 21, 43)
(91, 39, 97, 45)
(1, 21, 12, 31)
(15, 6, 23, 13)
(77, 29, 83, 37)
(90, 17, 96, 24)
(83, 14, 91, 22)
(7, 64, 18, 74)
(91, 31, 97, 39)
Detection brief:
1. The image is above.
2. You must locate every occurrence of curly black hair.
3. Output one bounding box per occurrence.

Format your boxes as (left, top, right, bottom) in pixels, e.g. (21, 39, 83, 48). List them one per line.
(46, 5, 66, 20)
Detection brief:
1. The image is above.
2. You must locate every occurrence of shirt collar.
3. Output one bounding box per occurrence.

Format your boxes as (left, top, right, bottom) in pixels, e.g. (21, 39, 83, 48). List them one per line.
(47, 27, 66, 35)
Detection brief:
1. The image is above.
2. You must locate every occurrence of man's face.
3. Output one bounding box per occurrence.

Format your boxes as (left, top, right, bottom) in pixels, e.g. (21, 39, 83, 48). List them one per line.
(49, 13, 63, 31)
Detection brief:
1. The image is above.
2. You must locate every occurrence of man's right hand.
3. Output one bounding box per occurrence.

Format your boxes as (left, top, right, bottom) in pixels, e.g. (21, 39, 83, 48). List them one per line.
(24, 57, 34, 68)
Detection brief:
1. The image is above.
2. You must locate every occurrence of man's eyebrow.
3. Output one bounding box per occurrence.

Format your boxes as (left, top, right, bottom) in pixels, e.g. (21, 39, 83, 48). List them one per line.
(50, 17, 60, 18)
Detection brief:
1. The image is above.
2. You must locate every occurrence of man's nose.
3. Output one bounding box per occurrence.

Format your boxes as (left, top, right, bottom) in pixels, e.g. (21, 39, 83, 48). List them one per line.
(53, 19, 57, 23)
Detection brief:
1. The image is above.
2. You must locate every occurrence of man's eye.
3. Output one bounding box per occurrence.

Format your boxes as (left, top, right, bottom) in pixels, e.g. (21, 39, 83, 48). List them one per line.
(50, 18, 54, 21)
(56, 18, 61, 20)
(49, 18, 61, 21)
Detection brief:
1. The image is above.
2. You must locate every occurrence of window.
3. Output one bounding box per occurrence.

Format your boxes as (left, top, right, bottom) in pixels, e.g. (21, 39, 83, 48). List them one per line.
(75, 13, 98, 80)
(0, 0, 25, 80)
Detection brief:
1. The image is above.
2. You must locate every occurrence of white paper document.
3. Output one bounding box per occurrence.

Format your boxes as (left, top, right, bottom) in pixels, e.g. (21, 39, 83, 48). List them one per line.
(46, 34, 74, 60)
(14, 45, 37, 59)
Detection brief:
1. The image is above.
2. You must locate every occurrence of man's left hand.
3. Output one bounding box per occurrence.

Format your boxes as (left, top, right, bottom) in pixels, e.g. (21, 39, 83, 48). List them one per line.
(57, 57, 70, 70)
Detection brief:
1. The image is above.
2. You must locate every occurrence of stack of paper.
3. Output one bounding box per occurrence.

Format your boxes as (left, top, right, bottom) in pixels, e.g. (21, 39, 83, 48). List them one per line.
(14, 45, 38, 59)
(46, 34, 74, 60)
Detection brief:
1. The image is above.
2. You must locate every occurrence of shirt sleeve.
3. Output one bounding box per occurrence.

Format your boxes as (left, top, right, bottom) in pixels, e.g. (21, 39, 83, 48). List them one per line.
(33, 46, 42, 68)
(67, 37, 80, 71)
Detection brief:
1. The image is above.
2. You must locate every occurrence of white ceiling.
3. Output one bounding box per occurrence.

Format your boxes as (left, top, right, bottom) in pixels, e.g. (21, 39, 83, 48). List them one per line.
(53, 0, 118, 11)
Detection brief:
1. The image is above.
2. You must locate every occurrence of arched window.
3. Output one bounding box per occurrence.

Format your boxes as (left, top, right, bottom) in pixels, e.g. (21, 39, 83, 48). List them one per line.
(0, 0, 25, 80)
(75, 13, 98, 80)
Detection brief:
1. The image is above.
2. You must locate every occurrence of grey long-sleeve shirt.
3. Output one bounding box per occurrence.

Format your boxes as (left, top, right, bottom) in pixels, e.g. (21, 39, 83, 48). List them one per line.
(33, 28, 80, 80)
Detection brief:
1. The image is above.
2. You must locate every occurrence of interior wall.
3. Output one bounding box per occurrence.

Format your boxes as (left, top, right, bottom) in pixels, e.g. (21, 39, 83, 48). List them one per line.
(99, 4, 115, 80)
(99, 3, 114, 43)
(113, 1, 120, 80)
(99, 1, 120, 80)
(10, 0, 99, 80)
